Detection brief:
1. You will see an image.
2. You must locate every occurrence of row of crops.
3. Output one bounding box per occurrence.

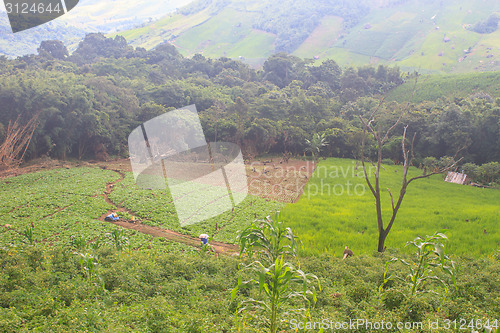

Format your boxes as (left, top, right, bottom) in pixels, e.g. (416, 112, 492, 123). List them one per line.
(0, 168, 192, 252)
(0, 166, 283, 250)
(108, 172, 284, 243)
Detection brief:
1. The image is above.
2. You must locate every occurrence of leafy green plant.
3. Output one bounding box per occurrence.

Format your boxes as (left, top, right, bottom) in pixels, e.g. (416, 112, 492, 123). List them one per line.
(77, 252, 99, 282)
(70, 235, 87, 252)
(237, 212, 299, 265)
(304, 133, 328, 162)
(107, 229, 129, 251)
(231, 256, 320, 333)
(90, 237, 103, 252)
(232, 212, 320, 332)
(20, 224, 36, 246)
(380, 231, 457, 310)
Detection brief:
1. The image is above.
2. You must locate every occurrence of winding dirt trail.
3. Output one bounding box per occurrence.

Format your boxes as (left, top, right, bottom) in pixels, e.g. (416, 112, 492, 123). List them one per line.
(98, 167, 238, 254)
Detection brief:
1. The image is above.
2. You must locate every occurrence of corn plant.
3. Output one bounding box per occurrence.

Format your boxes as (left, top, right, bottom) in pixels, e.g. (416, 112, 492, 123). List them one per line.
(77, 252, 99, 282)
(231, 255, 320, 333)
(380, 230, 457, 309)
(89, 237, 102, 252)
(20, 224, 36, 246)
(70, 235, 87, 252)
(232, 212, 320, 332)
(237, 211, 299, 265)
(107, 229, 129, 251)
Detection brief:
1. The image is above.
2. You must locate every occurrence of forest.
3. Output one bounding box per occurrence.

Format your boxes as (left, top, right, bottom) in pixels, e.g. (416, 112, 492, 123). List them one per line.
(0, 33, 499, 176)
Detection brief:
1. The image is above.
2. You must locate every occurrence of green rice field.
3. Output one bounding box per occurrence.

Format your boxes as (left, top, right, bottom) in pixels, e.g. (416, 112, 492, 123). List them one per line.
(281, 158, 500, 257)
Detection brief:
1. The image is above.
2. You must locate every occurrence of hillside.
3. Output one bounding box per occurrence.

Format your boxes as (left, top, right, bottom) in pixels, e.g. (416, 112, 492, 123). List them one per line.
(388, 71, 500, 102)
(114, 0, 500, 73)
(0, 0, 192, 57)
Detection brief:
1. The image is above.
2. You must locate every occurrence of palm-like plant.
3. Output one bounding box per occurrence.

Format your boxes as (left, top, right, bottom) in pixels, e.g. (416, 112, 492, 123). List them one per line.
(304, 133, 328, 161)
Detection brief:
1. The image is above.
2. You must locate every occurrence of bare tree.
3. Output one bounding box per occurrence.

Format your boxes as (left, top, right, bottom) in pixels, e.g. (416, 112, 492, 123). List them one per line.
(359, 93, 463, 252)
(0, 113, 39, 170)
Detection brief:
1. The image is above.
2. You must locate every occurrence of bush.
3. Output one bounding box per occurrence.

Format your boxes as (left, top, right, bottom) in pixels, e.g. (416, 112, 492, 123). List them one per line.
(381, 158, 394, 165)
(401, 297, 432, 322)
(383, 288, 405, 310)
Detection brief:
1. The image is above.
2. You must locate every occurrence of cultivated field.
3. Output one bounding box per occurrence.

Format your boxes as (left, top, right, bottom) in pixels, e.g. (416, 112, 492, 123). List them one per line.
(280, 158, 500, 257)
(0, 160, 285, 251)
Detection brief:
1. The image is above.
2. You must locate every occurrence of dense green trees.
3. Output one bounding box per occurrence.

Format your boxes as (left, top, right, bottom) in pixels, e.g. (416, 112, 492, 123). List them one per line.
(0, 34, 499, 166)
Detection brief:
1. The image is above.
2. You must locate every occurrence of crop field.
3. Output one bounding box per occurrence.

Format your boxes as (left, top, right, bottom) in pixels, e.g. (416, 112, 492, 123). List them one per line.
(0, 161, 499, 332)
(280, 158, 500, 257)
(387, 70, 500, 102)
(108, 170, 283, 244)
(173, 7, 275, 59)
(293, 15, 344, 59)
(0, 167, 200, 253)
(0, 165, 283, 250)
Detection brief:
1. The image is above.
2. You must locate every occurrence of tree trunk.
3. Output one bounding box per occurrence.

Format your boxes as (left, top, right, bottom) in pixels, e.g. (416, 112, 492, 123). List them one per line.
(377, 230, 387, 252)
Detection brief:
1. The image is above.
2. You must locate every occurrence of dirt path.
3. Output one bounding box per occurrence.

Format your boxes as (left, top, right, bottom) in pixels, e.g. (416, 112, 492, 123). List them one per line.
(98, 167, 238, 254)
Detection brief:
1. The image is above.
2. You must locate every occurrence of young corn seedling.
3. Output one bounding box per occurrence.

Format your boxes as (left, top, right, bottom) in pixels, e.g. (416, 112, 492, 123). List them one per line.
(380, 230, 457, 311)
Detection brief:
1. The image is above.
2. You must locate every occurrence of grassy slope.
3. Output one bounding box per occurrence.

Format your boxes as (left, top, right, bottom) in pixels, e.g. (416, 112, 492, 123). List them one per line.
(1, 246, 498, 332)
(112, 0, 500, 73)
(173, 6, 275, 58)
(281, 158, 500, 257)
(293, 15, 344, 59)
(387, 71, 500, 102)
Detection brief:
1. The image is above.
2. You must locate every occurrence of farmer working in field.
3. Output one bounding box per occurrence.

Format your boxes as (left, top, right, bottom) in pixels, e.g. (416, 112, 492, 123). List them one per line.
(343, 246, 354, 259)
(199, 233, 209, 245)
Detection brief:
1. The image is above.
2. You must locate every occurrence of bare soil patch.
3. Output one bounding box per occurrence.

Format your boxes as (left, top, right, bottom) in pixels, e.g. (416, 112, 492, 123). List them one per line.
(246, 158, 316, 203)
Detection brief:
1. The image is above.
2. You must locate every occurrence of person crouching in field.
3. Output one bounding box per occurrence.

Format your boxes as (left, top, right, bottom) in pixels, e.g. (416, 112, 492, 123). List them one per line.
(343, 246, 353, 259)
(199, 233, 209, 245)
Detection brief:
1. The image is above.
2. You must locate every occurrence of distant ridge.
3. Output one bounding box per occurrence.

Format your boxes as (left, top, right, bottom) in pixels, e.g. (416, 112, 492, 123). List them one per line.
(113, 0, 500, 73)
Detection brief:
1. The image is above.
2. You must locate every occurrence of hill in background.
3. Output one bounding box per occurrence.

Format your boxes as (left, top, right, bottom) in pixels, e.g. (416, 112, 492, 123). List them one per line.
(114, 0, 500, 73)
(0, 0, 192, 57)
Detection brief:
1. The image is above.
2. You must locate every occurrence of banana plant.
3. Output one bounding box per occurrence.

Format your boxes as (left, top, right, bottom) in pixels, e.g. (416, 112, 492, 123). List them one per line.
(304, 133, 328, 162)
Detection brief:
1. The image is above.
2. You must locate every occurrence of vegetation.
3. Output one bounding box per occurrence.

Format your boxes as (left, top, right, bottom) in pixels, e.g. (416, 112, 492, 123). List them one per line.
(380, 231, 457, 309)
(462, 162, 500, 186)
(0, 237, 498, 332)
(233, 213, 320, 332)
(0, 15, 499, 332)
(0, 113, 38, 169)
(107, 171, 283, 243)
(469, 14, 500, 34)
(387, 72, 500, 103)
(112, 0, 500, 73)
(304, 133, 329, 162)
(359, 92, 462, 252)
(1, 34, 499, 169)
(280, 158, 500, 257)
(0, 166, 281, 247)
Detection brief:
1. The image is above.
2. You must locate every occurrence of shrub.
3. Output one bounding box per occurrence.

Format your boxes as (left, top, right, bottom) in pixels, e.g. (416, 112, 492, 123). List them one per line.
(381, 158, 394, 165)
